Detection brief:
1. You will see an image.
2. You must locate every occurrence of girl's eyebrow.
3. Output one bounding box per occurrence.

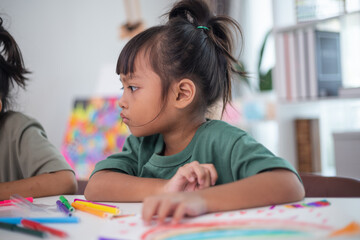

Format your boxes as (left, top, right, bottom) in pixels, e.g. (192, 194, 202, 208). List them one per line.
(121, 74, 139, 83)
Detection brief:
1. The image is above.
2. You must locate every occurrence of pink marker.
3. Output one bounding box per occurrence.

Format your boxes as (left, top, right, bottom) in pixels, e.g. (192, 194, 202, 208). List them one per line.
(0, 197, 33, 206)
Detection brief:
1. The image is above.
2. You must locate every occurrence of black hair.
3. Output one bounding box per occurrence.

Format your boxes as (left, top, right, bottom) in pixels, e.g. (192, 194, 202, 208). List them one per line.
(0, 17, 30, 117)
(117, 0, 245, 116)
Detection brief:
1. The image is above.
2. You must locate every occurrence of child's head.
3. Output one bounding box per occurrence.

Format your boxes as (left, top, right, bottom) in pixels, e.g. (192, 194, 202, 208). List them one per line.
(0, 17, 30, 116)
(116, 0, 244, 135)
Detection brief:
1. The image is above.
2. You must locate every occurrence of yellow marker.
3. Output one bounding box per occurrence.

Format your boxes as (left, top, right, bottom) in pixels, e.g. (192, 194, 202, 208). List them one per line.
(73, 201, 120, 215)
(71, 202, 109, 218)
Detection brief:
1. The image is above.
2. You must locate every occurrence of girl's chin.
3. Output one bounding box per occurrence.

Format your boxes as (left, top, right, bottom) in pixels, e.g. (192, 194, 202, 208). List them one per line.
(122, 118, 129, 124)
(128, 128, 154, 138)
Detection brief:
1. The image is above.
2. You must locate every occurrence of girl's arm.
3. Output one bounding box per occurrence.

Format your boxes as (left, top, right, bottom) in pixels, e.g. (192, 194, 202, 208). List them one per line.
(85, 161, 218, 202)
(84, 170, 167, 202)
(142, 169, 305, 224)
(0, 170, 77, 200)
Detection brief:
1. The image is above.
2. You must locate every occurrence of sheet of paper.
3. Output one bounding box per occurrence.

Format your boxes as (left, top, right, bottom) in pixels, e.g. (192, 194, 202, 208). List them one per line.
(98, 200, 360, 240)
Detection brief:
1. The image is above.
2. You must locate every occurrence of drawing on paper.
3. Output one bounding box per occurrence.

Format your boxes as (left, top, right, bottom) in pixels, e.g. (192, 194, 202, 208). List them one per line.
(98, 200, 359, 240)
(140, 219, 333, 240)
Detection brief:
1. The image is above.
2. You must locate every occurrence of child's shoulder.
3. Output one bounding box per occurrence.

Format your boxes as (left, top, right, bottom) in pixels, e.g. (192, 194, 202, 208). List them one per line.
(3, 111, 38, 125)
(199, 119, 248, 140)
(1, 111, 43, 134)
(203, 119, 247, 134)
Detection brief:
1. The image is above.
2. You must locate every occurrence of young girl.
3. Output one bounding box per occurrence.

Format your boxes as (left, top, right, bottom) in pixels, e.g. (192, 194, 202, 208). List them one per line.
(85, 0, 304, 224)
(0, 17, 77, 200)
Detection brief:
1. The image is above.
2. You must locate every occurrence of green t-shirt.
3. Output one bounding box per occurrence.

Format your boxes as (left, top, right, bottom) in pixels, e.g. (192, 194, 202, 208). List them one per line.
(92, 120, 300, 184)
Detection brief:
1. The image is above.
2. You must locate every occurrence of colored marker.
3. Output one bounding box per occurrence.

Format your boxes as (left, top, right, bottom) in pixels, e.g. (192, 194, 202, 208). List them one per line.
(56, 200, 72, 217)
(0, 221, 47, 238)
(0, 217, 80, 224)
(73, 201, 120, 215)
(112, 214, 136, 219)
(21, 219, 68, 238)
(74, 198, 118, 208)
(71, 202, 108, 218)
(0, 197, 33, 206)
(59, 196, 74, 212)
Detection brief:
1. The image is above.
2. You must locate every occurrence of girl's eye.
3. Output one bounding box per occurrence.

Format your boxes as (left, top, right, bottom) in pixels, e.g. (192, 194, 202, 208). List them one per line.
(129, 86, 138, 92)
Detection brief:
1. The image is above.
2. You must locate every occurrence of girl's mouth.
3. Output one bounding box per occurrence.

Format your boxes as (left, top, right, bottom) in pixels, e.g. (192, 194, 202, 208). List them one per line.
(120, 113, 129, 124)
(122, 117, 129, 124)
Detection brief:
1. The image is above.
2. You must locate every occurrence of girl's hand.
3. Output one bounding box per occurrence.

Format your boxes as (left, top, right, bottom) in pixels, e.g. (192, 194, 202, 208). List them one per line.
(163, 161, 218, 193)
(142, 192, 207, 225)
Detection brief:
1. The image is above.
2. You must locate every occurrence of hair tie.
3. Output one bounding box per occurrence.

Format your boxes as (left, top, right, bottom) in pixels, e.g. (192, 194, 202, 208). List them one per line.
(197, 26, 209, 31)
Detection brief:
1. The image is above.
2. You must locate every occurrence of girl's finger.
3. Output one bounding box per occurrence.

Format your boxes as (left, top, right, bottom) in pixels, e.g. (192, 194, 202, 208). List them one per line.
(191, 165, 206, 185)
(199, 168, 211, 189)
(142, 197, 161, 225)
(157, 199, 175, 224)
(172, 202, 186, 224)
(203, 164, 218, 185)
(179, 166, 197, 183)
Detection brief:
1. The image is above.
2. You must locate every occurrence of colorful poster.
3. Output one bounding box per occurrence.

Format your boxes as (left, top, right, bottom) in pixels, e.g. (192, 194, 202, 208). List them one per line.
(61, 97, 129, 179)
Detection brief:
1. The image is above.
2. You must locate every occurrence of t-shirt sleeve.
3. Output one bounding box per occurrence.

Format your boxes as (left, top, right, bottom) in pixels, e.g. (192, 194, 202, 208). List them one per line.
(90, 135, 140, 178)
(230, 133, 301, 182)
(17, 121, 74, 178)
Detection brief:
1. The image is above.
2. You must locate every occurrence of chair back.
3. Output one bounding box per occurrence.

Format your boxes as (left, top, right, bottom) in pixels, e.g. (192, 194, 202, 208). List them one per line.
(300, 173, 360, 197)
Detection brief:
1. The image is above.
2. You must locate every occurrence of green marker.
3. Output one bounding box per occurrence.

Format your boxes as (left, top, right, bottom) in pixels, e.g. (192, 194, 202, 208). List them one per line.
(0, 221, 47, 238)
(59, 196, 75, 212)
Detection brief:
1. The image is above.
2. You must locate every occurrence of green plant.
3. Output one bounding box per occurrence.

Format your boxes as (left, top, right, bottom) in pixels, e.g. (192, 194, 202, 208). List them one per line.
(258, 29, 273, 91)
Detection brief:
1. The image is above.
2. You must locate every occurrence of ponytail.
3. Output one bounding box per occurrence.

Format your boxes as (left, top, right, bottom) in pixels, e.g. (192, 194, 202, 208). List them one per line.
(166, 0, 245, 115)
(0, 17, 30, 115)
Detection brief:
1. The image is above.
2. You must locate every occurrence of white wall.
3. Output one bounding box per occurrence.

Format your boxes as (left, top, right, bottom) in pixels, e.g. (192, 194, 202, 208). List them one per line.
(231, 0, 274, 88)
(1, 0, 174, 149)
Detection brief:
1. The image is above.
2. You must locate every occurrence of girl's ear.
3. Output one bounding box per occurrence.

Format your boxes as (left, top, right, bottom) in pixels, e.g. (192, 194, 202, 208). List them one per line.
(172, 79, 196, 109)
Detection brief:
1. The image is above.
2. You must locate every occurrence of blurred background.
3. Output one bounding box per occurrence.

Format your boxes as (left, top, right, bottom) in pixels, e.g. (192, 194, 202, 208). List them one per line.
(1, 0, 360, 179)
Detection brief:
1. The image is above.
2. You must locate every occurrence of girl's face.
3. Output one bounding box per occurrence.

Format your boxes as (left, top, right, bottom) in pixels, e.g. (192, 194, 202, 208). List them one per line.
(118, 54, 173, 137)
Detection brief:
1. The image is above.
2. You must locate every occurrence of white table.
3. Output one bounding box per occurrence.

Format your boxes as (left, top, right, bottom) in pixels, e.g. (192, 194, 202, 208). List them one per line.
(0, 196, 359, 239)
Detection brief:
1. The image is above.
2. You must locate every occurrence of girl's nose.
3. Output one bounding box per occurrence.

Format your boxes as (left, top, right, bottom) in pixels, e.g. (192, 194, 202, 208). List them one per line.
(118, 95, 127, 109)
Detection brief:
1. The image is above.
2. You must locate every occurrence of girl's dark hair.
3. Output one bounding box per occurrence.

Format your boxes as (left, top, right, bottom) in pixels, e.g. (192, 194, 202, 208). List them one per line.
(117, 0, 244, 116)
(0, 17, 30, 116)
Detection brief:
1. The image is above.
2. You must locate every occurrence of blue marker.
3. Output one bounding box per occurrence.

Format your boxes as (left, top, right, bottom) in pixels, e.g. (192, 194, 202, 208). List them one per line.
(0, 217, 80, 224)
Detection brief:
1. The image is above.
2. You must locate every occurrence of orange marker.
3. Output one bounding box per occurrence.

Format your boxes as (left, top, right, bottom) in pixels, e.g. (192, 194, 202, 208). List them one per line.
(71, 202, 108, 218)
(73, 201, 120, 215)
